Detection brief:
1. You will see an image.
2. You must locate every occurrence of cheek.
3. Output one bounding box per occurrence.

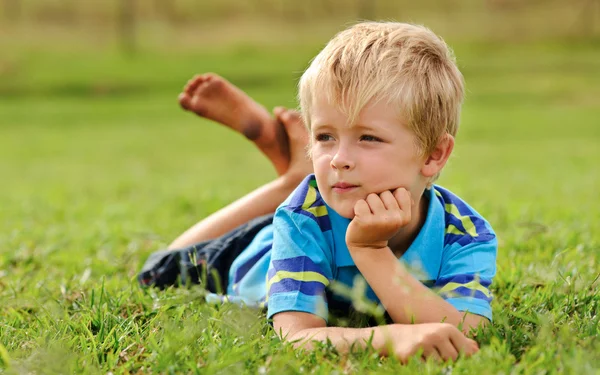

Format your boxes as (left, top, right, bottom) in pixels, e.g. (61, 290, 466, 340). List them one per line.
(363, 159, 421, 191)
(311, 150, 331, 168)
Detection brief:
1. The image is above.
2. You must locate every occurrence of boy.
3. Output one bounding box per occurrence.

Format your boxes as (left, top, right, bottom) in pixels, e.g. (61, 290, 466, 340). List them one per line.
(140, 22, 496, 362)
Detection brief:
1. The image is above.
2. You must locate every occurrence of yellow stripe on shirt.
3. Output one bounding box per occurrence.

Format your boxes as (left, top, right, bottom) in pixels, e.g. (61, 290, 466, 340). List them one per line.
(446, 224, 465, 236)
(445, 203, 478, 237)
(438, 280, 491, 298)
(302, 185, 328, 217)
(267, 270, 330, 291)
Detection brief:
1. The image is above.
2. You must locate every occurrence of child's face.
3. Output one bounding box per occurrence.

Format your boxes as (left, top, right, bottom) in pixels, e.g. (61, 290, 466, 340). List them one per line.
(310, 98, 428, 219)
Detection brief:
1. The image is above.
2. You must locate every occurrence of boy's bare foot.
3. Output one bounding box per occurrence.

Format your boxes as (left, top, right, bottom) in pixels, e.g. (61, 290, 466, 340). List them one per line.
(273, 107, 313, 183)
(178, 73, 290, 176)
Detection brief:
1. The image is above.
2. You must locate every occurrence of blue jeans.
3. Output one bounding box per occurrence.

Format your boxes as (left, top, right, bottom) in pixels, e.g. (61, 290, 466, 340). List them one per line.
(138, 214, 274, 292)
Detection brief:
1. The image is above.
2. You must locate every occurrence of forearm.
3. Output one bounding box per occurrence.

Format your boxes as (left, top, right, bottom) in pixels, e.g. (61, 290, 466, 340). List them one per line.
(284, 325, 394, 355)
(350, 247, 469, 328)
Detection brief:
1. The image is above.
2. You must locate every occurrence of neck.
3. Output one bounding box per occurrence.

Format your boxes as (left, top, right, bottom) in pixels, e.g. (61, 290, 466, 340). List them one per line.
(388, 190, 429, 258)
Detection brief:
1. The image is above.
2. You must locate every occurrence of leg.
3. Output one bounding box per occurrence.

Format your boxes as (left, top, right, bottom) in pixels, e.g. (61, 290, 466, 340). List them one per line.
(178, 73, 290, 176)
(168, 107, 311, 250)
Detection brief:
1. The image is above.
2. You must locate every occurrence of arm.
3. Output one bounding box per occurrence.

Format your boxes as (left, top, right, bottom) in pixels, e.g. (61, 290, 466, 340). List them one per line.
(349, 247, 487, 333)
(273, 311, 373, 352)
(273, 311, 479, 362)
(346, 189, 493, 334)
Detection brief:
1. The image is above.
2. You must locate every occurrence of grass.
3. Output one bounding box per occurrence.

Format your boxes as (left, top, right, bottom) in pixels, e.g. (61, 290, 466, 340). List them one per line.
(1, 29, 600, 373)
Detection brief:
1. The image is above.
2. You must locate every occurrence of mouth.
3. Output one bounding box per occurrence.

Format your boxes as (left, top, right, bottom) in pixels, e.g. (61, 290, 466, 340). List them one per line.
(332, 182, 359, 193)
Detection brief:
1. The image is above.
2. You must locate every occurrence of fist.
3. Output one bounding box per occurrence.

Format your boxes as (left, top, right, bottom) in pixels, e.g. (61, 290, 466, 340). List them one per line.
(346, 188, 412, 251)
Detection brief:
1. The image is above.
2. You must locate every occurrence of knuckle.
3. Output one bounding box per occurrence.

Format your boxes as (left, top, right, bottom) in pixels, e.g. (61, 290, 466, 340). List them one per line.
(424, 332, 441, 343)
(400, 213, 411, 226)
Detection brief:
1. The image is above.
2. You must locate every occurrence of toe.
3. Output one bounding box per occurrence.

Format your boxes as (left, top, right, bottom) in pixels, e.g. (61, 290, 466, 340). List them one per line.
(286, 110, 302, 123)
(178, 92, 191, 110)
(280, 109, 305, 130)
(203, 72, 217, 82)
(273, 106, 285, 119)
(185, 75, 204, 95)
(189, 95, 207, 116)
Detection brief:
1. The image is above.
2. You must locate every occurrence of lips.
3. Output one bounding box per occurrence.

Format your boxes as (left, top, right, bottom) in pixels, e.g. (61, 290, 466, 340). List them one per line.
(333, 182, 357, 189)
(332, 182, 359, 193)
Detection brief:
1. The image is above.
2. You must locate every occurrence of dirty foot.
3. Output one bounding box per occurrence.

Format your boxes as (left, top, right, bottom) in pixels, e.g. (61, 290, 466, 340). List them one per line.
(178, 73, 290, 175)
(274, 107, 313, 183)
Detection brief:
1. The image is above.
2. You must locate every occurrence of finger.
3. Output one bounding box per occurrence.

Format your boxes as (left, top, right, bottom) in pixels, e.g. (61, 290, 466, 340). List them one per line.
(422, 346, 442, 362)
(435, 340, 459, 362)
(448, 328, 477, 357)
(178, 92, 191, 110)
(379, 190, 400, 211)
(467, 338, 480, 355)
(366, 193, 385, 214)
(354, 199, 371, 218)
(393, 188, 412, 223)
(393, 188, 412, 210)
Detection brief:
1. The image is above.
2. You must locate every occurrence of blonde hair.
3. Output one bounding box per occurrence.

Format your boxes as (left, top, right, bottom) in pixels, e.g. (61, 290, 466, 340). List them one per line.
(299, 22, 464, 161)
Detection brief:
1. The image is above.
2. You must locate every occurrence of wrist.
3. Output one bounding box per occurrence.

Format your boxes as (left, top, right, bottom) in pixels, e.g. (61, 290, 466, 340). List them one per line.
(348, 245, 394, 268)
(364, 325, 400, 356)
(347, 243, 389, 253)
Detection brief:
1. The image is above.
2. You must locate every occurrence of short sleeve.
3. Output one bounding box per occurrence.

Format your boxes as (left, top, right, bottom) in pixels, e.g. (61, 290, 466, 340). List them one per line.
(266, 206, 334, 322)
(436, 237, 497, 321)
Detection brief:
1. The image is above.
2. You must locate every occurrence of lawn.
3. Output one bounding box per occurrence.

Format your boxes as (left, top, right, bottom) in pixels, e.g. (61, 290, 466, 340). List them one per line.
(0, 31, 599, 373)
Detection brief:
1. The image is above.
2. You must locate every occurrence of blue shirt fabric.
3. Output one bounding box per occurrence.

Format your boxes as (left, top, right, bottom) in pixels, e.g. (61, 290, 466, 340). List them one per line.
(216, 174, 497, 322)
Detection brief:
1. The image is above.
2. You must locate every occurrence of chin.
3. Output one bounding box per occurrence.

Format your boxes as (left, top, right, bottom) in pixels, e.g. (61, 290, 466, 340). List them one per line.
(320, 193, 357, 219)
(330, 205, 355, 219)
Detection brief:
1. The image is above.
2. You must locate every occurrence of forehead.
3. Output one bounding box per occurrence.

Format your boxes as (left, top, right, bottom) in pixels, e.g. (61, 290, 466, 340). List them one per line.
(310, 97, 404, 130)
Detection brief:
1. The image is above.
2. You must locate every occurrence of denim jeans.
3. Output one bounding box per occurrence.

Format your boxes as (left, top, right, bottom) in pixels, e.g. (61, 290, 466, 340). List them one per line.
(138, 214, 274, 292)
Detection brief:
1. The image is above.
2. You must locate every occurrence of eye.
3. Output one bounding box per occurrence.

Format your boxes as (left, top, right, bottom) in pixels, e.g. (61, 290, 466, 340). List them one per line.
(360, 134, 383, 142)
(315, 133, 334, 142)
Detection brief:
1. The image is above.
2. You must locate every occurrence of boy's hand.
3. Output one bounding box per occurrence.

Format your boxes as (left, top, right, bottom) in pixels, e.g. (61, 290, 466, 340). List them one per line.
(385, 323, 479, 363)
(346, 188, 412, 251)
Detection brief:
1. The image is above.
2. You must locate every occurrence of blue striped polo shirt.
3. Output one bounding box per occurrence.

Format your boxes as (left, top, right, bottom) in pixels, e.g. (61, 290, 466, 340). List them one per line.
(214, 174, 497, 322)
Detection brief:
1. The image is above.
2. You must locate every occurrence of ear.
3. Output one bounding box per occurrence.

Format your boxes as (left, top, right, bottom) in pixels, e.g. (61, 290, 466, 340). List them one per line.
(421, 133, 454, 178)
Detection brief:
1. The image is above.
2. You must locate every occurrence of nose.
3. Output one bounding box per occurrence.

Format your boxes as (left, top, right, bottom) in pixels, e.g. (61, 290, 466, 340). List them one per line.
(330, 145, 355, 170)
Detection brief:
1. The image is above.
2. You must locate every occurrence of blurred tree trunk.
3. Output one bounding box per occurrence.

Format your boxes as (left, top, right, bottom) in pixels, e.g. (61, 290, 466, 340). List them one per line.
(579, 0, 600, 36)
(279, 0, 306, 22)
(3, 0, 20, 22)
(357, 0, 376, 20)
(322, 0, 337, 17)
(119, 0, 136, 55)
(154, 0, 177, 24)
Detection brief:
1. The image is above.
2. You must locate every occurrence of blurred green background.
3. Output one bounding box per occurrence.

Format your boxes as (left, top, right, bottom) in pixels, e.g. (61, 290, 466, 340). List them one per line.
(1, 0, 598, 253)
(0, 1, 599, 372)
(1, 0, 599, 315)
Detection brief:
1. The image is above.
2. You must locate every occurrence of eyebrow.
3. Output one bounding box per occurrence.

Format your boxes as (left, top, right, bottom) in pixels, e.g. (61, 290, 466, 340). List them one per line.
(349, 123, 378, 131)
(311, 123, 335, 132)
(312, 122, 387, 135)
